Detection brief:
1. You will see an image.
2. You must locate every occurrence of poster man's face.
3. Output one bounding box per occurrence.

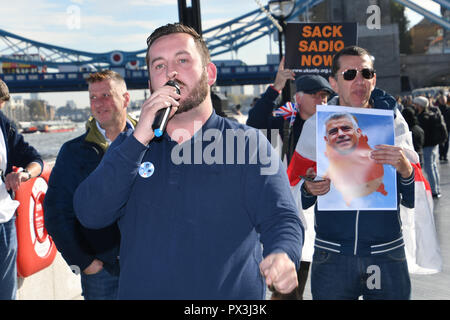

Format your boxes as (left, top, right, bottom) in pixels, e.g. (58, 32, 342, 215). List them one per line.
(325, 116, 361, 154)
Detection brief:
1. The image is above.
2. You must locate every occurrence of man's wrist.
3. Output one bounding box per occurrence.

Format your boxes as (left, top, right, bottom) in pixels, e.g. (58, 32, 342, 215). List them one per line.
(399, 167, 415, 183)
(269, 84, 282, 94)
(301, 182, 315, 197)
(23, 169, 32, 181)
(18, 167, 32, 181)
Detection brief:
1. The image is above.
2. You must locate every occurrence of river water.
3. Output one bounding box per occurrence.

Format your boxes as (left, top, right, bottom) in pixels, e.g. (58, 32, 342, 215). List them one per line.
(21, 124, 86, 162)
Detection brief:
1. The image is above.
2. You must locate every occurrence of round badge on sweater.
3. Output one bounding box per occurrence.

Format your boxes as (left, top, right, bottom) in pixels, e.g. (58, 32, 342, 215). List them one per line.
(139, 162, 155, 178)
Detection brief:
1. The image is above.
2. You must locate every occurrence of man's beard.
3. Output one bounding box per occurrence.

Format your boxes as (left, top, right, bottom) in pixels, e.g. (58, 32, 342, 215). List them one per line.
(175, 70, 208, 115)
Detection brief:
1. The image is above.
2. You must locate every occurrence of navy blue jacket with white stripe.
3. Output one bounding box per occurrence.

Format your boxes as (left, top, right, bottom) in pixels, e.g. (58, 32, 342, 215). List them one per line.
(301, 88, 415, 256)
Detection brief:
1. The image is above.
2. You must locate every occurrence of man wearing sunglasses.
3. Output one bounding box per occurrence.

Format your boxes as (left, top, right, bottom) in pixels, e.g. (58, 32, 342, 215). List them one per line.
(297, 46, 419, 299)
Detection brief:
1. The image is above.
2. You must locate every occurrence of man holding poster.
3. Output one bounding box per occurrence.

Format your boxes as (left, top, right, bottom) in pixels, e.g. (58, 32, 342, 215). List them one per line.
(288, 46, 420, 299)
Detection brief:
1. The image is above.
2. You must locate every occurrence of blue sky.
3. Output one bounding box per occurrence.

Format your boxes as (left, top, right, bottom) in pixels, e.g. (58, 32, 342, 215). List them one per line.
(0, 0, 442, 108)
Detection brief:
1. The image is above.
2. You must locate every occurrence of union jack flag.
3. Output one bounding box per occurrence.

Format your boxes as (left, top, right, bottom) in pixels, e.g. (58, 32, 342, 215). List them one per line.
(272, 102, 297, 127)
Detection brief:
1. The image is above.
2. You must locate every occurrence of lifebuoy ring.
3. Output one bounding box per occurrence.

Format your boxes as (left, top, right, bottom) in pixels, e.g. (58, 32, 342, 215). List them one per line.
(14, 162, 57, 278)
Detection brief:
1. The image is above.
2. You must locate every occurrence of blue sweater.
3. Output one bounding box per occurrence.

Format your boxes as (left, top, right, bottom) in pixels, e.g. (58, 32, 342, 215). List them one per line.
(74, 111, 304, 299)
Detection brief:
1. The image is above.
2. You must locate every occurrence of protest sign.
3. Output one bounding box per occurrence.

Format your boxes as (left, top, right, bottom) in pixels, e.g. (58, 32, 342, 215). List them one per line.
(285, 22, 357, 76)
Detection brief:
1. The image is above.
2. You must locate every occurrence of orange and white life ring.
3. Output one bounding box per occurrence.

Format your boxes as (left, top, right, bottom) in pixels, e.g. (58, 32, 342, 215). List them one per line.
(14, 163, 57, 278)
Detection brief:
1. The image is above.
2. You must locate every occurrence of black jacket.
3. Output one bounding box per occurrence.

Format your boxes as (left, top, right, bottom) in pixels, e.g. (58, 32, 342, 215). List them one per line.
(0, 111, 43, 180)
(417, 107, 443, 147)
(246, 86, 305, 162)
(43, 118, 134, 275)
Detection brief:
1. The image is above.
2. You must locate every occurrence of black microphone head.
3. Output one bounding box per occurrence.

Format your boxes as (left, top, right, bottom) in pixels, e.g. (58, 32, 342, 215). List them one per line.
(166, 80, 180, 94)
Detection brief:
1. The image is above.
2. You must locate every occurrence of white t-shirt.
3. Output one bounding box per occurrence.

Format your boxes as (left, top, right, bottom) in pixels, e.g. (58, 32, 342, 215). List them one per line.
(0, 129, 20, 223)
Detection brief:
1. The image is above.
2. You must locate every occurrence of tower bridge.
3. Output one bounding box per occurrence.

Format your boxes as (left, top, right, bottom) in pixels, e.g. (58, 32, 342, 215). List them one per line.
(0, 0, 448, 93)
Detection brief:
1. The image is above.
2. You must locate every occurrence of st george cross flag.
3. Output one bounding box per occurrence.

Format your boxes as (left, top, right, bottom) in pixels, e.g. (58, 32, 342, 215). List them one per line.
(272, 102, 298, 127)
(287, 109, 442, 273)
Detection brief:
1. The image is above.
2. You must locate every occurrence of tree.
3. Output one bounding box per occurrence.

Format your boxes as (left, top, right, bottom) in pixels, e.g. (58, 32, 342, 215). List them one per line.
(390, 0, 412, 54)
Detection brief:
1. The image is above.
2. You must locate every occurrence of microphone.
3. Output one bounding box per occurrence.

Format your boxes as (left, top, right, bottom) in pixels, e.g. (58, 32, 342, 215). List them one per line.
(152, 80, 180, 138)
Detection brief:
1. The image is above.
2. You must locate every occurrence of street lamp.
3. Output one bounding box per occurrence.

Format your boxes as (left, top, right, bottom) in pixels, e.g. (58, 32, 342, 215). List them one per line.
(268, 0, 295, 63)
(268, 0, 295, 20)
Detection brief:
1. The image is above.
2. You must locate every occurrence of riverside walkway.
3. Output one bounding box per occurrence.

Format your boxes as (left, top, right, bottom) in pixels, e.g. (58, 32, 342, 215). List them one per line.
(18, 160, 450, 300)
(298, 160, 450, 300)
(267, 160, 450, 300)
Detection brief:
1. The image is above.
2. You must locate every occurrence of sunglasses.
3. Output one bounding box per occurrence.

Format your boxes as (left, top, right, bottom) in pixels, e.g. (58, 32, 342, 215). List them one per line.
(340, 68, 376, 81)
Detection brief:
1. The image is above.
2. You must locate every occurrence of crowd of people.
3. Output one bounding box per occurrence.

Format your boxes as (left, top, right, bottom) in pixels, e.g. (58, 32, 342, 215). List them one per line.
(0, 23, 444, 300)
(397, 92, 449, 198)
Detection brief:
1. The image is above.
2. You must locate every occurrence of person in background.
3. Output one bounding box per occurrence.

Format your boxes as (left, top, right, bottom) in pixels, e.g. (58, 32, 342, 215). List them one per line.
(436, 94, 450, 163)
(230, 104, 247, 124)
(246, 57, 333, 300)
(402, 106, 424, 166)
(395, 96, 404, 112)
(0, 79, 43, 299)
(413, 96, 444, 198)
(247, 56, 334, 163)
(402, 96, 413, 111)
(44, 70, 138, 300)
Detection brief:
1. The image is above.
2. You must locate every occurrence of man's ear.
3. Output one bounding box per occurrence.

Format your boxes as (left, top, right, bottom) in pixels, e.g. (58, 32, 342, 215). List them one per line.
(295, 92, 303, 105)
(206, 62, 217, 86)
(328, 75, 338, 94)
(123, 92, 130, 108)
(148, 80, 152, 93)
(371, 72, 377, 90)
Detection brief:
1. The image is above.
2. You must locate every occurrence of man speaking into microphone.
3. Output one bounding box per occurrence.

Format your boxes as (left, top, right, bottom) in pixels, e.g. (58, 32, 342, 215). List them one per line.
(74, 23, 303, 299)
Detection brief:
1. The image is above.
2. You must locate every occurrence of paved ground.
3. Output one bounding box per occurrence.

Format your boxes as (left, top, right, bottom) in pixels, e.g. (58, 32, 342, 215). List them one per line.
(409, 159, 450, 300)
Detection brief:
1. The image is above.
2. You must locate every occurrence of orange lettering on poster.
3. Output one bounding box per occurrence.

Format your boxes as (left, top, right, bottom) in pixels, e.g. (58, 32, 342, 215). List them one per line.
(298, 40, 345, 53)
(302, 25, 312, 37)
(297, 24, 346, 68)
(300, 55, 333, 67)
(333, 25, 343, 37)
(301, 25, 343, 38)
(301, 55, 311, 66)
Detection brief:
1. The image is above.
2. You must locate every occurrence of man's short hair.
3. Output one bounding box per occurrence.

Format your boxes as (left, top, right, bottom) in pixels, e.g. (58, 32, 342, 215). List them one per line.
(145, 23, 210, 73)
(325, 112, 359, 132)
(331, 46, 374, 78)
(86, 70, 126, 86)
(0, 79, 11, 102)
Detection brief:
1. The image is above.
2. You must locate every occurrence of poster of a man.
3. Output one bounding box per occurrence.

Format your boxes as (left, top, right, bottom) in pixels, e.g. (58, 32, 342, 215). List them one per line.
(316, 105, 397, 210)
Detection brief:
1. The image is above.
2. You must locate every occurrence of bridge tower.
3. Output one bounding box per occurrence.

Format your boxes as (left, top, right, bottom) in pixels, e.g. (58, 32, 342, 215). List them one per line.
(306, 0, 402, 94)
